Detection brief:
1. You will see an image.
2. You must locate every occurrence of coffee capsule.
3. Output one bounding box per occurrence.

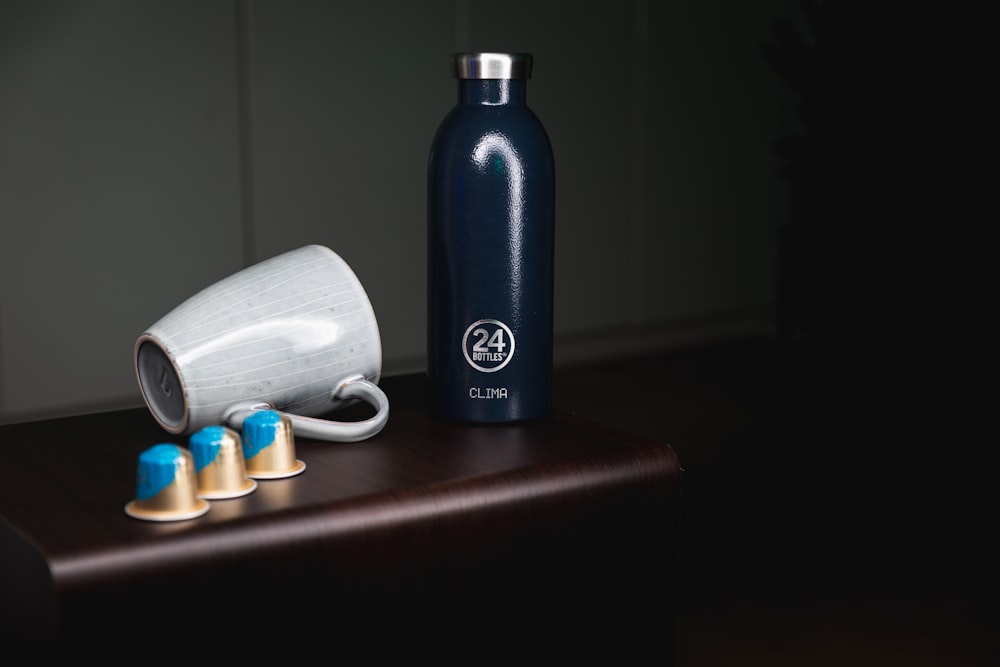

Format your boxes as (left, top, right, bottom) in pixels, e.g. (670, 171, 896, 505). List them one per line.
(242, 410, 306, 479)
(190, 425, 257, 499)
(125, 443, 210, 521)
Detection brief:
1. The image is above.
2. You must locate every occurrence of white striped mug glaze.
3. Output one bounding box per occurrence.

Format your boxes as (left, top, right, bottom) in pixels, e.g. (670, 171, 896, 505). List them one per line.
(134, 244, 389, 442)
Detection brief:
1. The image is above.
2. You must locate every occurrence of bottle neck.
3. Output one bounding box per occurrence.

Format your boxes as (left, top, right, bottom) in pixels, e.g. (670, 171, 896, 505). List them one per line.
(458, 79, 527, 106)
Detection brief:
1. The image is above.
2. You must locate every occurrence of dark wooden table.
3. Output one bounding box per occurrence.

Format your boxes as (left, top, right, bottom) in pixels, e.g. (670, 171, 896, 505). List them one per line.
(0, 372, 679, 656)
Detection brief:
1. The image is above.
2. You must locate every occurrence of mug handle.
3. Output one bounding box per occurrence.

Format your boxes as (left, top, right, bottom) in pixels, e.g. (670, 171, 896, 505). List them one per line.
(222, 375, 390, 443)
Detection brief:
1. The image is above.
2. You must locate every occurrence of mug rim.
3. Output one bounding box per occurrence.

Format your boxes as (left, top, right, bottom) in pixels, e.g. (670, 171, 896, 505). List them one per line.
(134, 333, 191, 435)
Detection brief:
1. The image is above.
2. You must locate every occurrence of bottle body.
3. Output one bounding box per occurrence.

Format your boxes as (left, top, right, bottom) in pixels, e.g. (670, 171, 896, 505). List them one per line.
(427, 61, 555, 423)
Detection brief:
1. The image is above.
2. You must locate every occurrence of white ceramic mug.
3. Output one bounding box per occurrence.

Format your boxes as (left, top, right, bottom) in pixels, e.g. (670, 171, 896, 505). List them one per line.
(134, 244, 389, 442)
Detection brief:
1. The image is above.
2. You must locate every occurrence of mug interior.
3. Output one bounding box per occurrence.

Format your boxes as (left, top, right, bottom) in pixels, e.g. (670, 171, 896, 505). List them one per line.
(136, 339, 187, 433)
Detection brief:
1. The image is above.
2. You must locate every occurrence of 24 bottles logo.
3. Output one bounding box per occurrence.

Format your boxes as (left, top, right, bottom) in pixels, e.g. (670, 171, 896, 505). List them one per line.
(462, 319, 515, 373)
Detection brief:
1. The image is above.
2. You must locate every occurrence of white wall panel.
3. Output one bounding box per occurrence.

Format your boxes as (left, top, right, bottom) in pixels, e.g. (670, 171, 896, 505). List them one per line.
(0, 0, 787, 423)
(246, 1, 454, 374)
(0, 1, 243, 422)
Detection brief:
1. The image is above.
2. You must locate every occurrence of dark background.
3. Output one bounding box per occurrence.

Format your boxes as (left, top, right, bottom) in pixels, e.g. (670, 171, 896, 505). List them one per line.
(1, 0, 989, 662)
(1, 0, 786, 424)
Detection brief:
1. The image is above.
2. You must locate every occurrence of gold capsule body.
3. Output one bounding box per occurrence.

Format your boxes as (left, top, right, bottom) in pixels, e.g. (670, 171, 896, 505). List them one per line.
(125, 443, 210, 521)
(242, 410, 306, 479)
(190, 426, 257, 499)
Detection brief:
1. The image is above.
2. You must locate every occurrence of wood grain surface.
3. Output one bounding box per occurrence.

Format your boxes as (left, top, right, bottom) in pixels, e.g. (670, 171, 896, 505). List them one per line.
(1, 372, 678, 657)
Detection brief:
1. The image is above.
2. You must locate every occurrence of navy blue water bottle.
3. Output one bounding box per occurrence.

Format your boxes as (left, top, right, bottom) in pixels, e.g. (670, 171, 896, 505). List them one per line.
(427, 52, 555, 423)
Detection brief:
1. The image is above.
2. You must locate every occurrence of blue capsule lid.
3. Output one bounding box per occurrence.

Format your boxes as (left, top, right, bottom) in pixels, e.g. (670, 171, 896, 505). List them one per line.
(189, 425, 228, 473)
(243, 410, 283, 459)
(136, 443, 183, 500)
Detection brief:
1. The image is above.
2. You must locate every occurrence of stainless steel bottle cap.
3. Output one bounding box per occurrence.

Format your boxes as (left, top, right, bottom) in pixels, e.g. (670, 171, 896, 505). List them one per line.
(453, 53, 532, 80)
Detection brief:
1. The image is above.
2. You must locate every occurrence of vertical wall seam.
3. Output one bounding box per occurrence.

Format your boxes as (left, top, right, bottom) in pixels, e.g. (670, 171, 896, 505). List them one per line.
(236, 0, 257, 268)
(628, 0, 649, 325)
(0, 294, 6, 418)
(454, 0, 471, 51)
